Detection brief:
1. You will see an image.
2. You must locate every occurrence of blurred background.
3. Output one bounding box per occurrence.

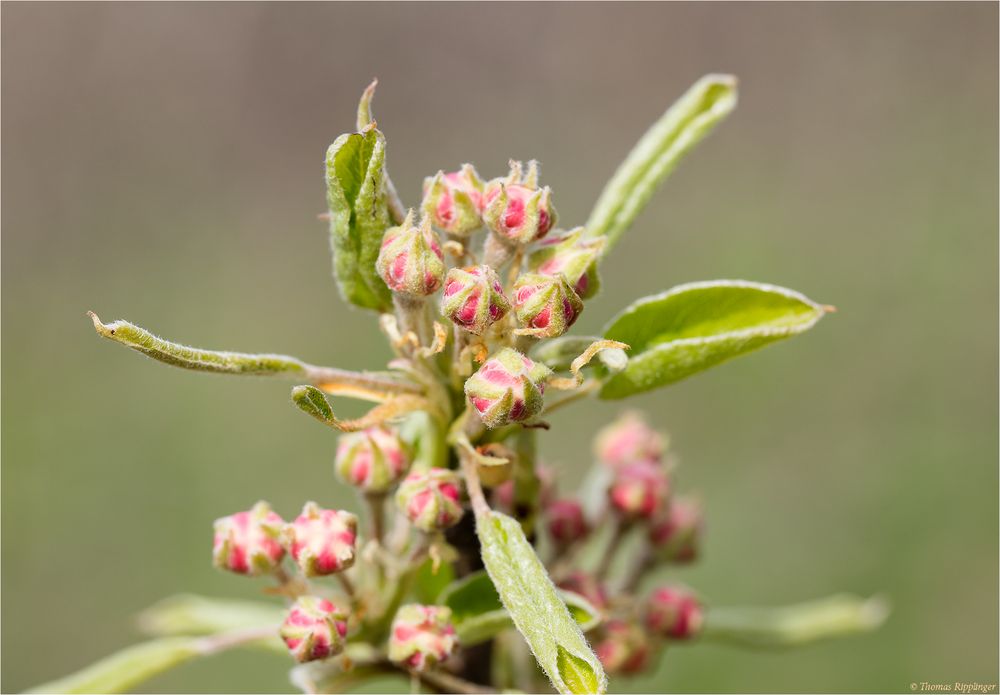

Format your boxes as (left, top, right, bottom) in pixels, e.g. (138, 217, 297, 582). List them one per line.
(2, 3, 997, 693)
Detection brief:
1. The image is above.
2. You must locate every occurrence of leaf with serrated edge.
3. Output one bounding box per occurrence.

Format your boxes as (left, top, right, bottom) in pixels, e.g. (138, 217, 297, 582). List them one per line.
(601, 280, 827, 399)
(476, 511, 607, 694)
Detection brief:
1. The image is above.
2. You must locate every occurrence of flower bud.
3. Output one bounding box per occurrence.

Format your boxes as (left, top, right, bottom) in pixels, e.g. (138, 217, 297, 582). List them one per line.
(212, 501, 285, 576)
(545, 498, 589, 545)
(440, 265, 511, 335)
(594, 411, 666, 469)
(557, 571, 609, 611)
(644, 586, 704, 640)
(608, 461, 670, 520)
(482, 160, 557, 244)
(388, 604, 458, 672)
(648, 497, 702, 563)
(421, 165, 484, 237)
(282, 502, 358, 577)
(334, 425, 411, 493)
(395, 469, 465, 532)
(511, 273, 583, 338)
(464, 348, 553, 428)
(375, 211, 445, 296)
(280, 596, 348, 663)
(527, 228, 604, 300)
(594, 619, 650, 675)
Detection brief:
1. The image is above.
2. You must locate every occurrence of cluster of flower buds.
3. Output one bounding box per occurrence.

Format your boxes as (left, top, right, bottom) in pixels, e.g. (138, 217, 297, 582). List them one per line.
(280, 596, 349, 663)
(212, 501, 285, 576)
(281, 502, 358, 577)
(482, 160, 557, 245)
(422, 165, 484, 237)
(396, 468, 465, 532)
(388, 604, 458, 672)
(465, 348, 553, 428)
(527, 227, 604, 300)
(440, 265, 510, 335)
(334, 425, 411, 493)
(375, 210, 445, 296)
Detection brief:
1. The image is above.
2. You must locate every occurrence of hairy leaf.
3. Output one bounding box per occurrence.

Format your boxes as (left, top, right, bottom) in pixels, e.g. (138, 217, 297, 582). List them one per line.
(476, 511, 607, 694)
(600, 280, 827, 399)
(587, 74, 737, 251)
(138, 594, 285, 638)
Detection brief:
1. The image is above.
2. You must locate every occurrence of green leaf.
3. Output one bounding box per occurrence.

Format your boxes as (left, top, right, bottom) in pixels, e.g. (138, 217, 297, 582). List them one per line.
(25, 638, 203, 694)
(138, 594, 285, 638)
(586, 74, 737, 251)
(600, 280, 828, 399)
(703, 594, 889, 649)
(291, 384, 336, 423)
(475, 511, 607, 694)
(326, 127, 393, 311)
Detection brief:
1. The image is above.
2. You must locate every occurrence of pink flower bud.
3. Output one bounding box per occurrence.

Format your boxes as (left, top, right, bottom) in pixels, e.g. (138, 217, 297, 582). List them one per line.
(388, 604, 458, 672)
(280, 596, 348, 663)
(644, 586, 703, 640)
(375, 211, 445, 296)
(334, 425, 411, 493)
(281, 502, 358, 577)
(395, 469, 465, 532)
(512, 273, 583, 338)
(648, 497, 702, 563)
(440, 265, 511, 335)
(482, 160, 557, 244)
(464, 348, 552, 428)
(527, 228, 605, 300)
(557, 571, 610, 611)
(594, 411, 666, 469)
(608, 461, 670, 520)
(546, 498, 589, 545)
(212, 501, 285, 576)
(594, 619, 650, 675)
(421, 165, 484, 237)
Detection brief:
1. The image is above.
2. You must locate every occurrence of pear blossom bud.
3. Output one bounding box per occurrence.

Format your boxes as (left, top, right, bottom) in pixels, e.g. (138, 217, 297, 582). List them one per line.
(527, 228, 604, 300)
(648, 497, 703, 563)
(388, 604, 458, 672)
(280, 596, 348, 663)
(212, 501, 285, 576)
(557, 571, 610, 611)
(645, 586, 704, 640)
(482, 160, 557, 244)
(546, 498, 589, 545)
(594, 619, 650, 675)
(512, 273, 583, 338)
(334, 425, 411, 493)
(375, 211, 445, 296)
(594, 411, 666, 469)
(395, 469, 465, 532)
(464, 348, 553, 428)
(440, 265, 511, 335)
(282, 502, 358, 577)
(608, 461, 670, 520)
(421, 165, 484, 237)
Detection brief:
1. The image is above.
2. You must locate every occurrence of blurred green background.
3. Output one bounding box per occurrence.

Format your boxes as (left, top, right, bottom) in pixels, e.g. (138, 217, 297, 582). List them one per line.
(2, 3, 997, 693)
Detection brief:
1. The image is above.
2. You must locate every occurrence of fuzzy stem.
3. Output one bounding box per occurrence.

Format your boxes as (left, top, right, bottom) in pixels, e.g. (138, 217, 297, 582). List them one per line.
(393, 295, 431, 347)
(595, 516, 630, 581)
(365, 493, 386, 545)
(619, 544, 654, 593)
(482, 232, 514, 269)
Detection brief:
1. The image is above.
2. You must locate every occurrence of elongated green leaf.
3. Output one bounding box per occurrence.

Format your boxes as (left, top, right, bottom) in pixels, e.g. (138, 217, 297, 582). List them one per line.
(587, 74, 737, 251)
(703, 594, 889, 649)
(138, 594, 285, 638)
(476, 511, 606, 694)
(326, 127, 393, 311)
(25, 638, 203, 694)
(600, 280, 827, 399)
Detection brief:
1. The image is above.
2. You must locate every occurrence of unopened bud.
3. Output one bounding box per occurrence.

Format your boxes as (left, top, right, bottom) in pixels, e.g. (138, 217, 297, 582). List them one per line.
(645, 586, 703, 640)
(282, 502, 358, 577)
(557, 571, 610, 611)
(527, 228, 604, 300)
(594, 619, 650, 675)
(388, 604, 458, 672)
(421, 165, 484, 237)
(280, 596, 348, 663)
(545, 498, 589, 545)
(212, 501, 285, 576)
(608, 461, 670, 519)
(482, 161, 557, 244)
(334, 425, 411, 493)
(512, 273, 583, 338)
(464, 348, 552, 428)
(440, 265, 511, 335)
(375, 210, 445, 296)
(648, 497, 702, 563)
(594, 411, 666, 469)
(395, 469, 465, 532)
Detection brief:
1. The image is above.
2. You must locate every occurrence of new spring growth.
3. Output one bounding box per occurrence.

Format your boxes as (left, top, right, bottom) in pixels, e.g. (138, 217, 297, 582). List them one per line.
(648, 496, 703, 563)
(482, 160, 557, 245)
(280, 596, 349, 663)
(595, 411, 667, 469)
(388, 604, 458, 672)
(422, 165, 485, 238)
(334, 424, 411, 493)
(212, 501, 285, 576)
(282, 502, 358, 577)
(609, 460, 671, 519)
(396, 469, 465, 533)
(376, 210, 446, 297)
(512, 273, 584, 338)
(464, 348, 553, 428)
(527, 227, 605, 300)
(644, 586, 704, 640)
(440, 265, 511, 335)
(594, 620, 650, 675)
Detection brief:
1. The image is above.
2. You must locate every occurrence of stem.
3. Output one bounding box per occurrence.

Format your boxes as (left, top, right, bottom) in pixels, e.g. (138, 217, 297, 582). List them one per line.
(619, 544, 653, 593)
(482, 232, 513, 269)
(196, 625, 278, 655)
(594, 516, 630, 581)
(365, 493, 386, 545)
(394, 294, 432, 347)
(337, 573, 357, 601)
(459, 449, 492, 518)
(418, 669, 497, 694)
